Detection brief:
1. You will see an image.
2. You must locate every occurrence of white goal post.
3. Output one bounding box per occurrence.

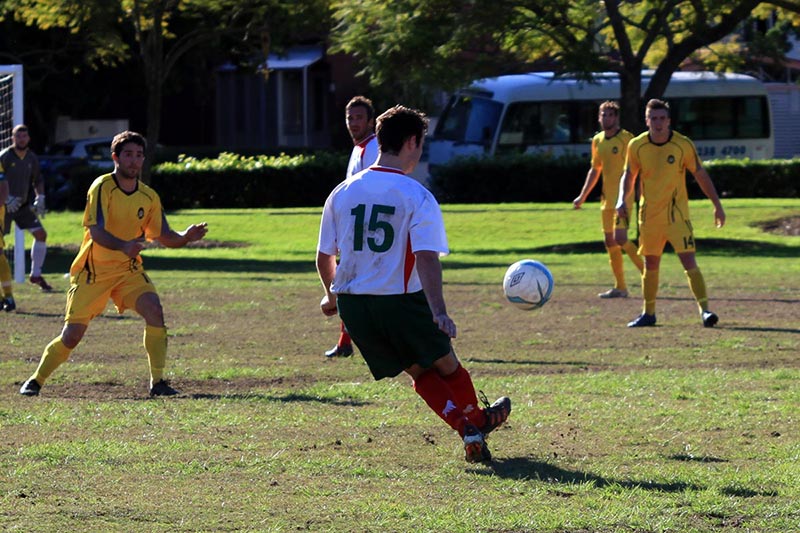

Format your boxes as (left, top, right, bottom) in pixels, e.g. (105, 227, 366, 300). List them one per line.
(0, 64, 28, 283)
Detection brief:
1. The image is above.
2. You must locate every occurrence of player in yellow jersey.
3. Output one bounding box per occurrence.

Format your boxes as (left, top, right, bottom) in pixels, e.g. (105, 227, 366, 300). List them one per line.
(616, 99, 725, 328)
(19, 131, 208, 397)
(574, 101, 644, 298)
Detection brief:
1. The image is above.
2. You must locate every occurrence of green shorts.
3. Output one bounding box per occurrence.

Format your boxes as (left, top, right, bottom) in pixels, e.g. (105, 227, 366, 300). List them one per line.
(337, 291, 452, 380)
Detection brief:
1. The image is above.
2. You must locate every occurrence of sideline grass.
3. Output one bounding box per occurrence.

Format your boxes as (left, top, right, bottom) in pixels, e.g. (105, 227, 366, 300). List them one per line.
(1, 199, 798, 532)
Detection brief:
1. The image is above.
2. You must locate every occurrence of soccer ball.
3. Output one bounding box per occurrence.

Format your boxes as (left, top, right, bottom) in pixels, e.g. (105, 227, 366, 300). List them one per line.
(502, 259, 554, 310)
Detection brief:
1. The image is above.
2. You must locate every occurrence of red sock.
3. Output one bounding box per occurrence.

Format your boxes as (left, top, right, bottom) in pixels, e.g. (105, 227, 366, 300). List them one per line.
(339, 322, 351, 347)
(413, 370, 468, 435)
(441, 364, 486, 429)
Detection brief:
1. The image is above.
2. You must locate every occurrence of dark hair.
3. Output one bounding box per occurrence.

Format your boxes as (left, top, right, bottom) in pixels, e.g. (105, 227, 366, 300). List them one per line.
(346, 96, 375, 121)
(111, 131, 147, 157)
(375, 105, 428, 155)
(645, 98, 670, 116)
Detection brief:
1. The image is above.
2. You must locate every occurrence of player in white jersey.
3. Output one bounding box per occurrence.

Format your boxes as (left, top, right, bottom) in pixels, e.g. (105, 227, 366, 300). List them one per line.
(345, 96, 379, 178)
(325, 96, 380, 358)
(317, 105, 511, 463)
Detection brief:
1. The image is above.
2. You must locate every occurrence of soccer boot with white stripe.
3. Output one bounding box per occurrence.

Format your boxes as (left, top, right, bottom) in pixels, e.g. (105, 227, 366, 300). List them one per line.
(478, 391, 511, 435)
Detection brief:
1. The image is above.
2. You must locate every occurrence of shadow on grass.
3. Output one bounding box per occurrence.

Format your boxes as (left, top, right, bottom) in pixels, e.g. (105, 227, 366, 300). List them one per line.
(42, 235, 796, 276)
(188, 392, 370, 406)
(43, 247, 317, 274)
(461, 238, 799, 259)
(468, 357, 605, 368)
(481, 457, 702, 493)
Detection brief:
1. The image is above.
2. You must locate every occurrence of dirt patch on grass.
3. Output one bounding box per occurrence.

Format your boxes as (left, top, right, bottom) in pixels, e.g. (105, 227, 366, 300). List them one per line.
(758, 215, 800, 236)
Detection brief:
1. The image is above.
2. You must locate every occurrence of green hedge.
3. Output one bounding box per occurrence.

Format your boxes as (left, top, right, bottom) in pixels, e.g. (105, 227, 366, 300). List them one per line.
(429, 154, 800, 203)
(51, 151, 798, 211)
(152, 152, 348, 208)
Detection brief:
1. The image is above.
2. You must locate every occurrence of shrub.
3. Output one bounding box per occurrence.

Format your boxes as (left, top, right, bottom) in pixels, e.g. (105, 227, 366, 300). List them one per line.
(429, 154, 800, 203)
(151, 151, 348, 208)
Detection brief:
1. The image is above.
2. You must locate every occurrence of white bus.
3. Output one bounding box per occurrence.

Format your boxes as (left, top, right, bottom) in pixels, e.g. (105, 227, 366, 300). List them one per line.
(428, 71, 774, 172)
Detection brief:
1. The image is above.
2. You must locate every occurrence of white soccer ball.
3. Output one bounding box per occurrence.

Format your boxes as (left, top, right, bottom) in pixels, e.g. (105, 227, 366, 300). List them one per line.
(503, 259, 554, 310)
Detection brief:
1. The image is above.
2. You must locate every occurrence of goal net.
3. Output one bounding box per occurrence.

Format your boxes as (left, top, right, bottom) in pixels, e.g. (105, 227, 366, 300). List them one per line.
(0, 65, 26, 283)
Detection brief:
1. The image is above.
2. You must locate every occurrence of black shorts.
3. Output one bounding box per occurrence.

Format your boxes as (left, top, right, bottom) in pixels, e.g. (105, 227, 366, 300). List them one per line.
(337, 291, 452, 380)
(4, 206, 42, 234)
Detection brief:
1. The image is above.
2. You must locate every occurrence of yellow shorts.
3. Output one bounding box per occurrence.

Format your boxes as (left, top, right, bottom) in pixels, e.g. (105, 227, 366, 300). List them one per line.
(639, 219, 696, 256)
(65, 269, 157, 325)
(602, 207, 631, 233)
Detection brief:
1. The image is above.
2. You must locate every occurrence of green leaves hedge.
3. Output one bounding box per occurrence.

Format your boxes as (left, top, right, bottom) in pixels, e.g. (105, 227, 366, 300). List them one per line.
(429, 153, 800, 203)
(53, 151, 798, 211)
(152, 152, 348, 208)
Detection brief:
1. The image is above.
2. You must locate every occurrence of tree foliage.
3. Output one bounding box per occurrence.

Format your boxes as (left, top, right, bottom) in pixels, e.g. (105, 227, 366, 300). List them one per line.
(1, 0, 330, 180)
(332, 0, 800, 131)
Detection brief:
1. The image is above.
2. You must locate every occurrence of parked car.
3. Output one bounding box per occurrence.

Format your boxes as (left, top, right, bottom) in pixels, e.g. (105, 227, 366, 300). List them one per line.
(39, 137, 114, 210)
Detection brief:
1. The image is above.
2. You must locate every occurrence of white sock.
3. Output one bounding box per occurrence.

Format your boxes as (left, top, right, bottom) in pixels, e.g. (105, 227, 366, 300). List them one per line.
(31, 239, 47, 277)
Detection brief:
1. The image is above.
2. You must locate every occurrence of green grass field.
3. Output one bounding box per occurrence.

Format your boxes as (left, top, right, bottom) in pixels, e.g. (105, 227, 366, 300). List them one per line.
(1, 199, 799, 532)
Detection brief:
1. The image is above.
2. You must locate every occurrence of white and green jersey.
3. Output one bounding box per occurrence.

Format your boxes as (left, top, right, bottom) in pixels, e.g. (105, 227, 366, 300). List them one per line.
(318, 165, 449, 295)
(346, 134, 379, 178)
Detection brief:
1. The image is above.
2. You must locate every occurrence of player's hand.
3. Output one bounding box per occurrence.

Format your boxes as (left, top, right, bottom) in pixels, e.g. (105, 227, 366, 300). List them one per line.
(183, 222, 208, 243)
(572, 197, 583, 209)
(433, 313, 457, 338)
(616, 202, 627, 219)
(714, 206, 726, 228)
(33, 195, 46, 217)
(320, 294, 338, 316)
(5, 196, 22, 213)
(122, 238, 146, 259)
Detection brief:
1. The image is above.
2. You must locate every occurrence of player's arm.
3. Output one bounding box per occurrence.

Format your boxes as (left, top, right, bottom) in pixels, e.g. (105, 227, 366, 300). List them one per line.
(616, 167, 637, 219)
(692, 165, 726, 228)
(316, 251, 338, 316)
(154, 213, 208, 248)
(573, 167, 601, 209)
(89, 224, 146, 259)
(415, 250, 456, 338)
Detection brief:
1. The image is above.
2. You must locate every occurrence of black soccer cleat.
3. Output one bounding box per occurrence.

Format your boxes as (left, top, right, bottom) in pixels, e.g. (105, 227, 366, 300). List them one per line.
(20, 378, 41, 396)
(324, 343, 354, 358)
(150, 380, 180, 397)
(627, 313, 657, 328)
(3, 297, 16, 312)
(478, 392, 511, 435)
(702, 311, 719, 328)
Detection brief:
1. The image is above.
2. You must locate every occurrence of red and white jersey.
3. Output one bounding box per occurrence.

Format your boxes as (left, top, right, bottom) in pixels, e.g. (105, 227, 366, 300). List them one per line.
(318, 165, 449, 295)
(346, 134, 379, 178)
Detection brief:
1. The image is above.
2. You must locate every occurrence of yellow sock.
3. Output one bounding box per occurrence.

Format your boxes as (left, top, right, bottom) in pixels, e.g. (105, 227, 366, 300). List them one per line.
(642, 268, 659, 315)
(607, 245, 626, 290)
(622, 240, 644, 273)
(685, 267, 709, 313)
(0, 255, 13, 297)
(144, 325, 168, 384)
(32, 337, 72, 384)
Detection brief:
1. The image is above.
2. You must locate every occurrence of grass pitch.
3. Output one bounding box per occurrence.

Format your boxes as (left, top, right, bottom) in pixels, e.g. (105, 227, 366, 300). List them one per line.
(1, 199, 798, 532)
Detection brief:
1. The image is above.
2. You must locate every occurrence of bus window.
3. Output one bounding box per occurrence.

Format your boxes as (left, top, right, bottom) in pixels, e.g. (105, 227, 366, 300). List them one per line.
(738, 96, 770, 138)
(576, 101, 600, 143)
(497, 101, 574, 151)
(672, 96, 770, 140)
(435, 95, 503, 144)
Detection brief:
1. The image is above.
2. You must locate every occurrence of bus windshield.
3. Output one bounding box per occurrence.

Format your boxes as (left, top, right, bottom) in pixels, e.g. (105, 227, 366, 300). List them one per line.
(434, 95, 503, 144)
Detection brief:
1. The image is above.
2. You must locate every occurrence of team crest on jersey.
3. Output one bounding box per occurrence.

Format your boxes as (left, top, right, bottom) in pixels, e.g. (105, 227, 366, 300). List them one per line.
(667, 155, 675, 164)
(612, 146, 619, 154)
(137, 207, 145, 219)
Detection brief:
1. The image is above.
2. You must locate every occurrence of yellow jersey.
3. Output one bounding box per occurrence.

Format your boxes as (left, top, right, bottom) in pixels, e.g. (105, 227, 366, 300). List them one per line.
(625, 130, 700, 226)
(70, 173, 164, 280)
(591, 128, 634, 210)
